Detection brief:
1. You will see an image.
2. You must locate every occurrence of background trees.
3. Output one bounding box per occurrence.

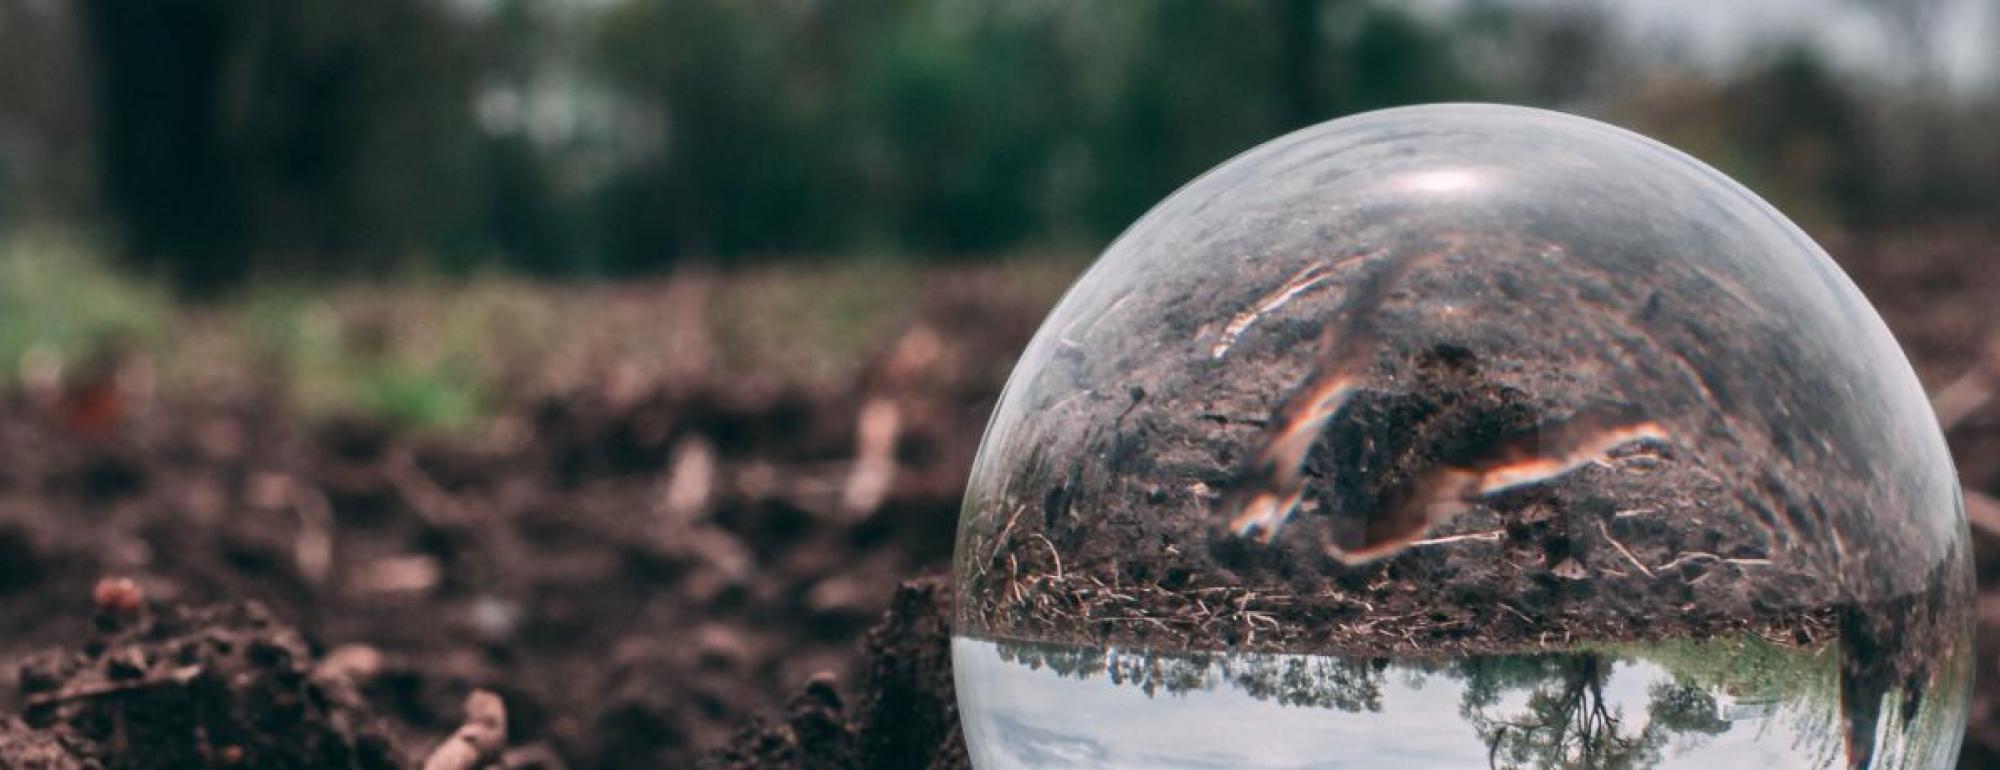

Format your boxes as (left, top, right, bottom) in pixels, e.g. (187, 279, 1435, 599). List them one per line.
(0, 0, 1991, 292)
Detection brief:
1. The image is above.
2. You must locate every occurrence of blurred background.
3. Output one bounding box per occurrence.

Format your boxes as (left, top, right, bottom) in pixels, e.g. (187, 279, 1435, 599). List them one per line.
(4, 0, 1999, 290)
(1, 0, 1998, 768)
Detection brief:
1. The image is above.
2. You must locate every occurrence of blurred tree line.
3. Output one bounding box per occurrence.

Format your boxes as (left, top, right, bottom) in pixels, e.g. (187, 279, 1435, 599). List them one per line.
(0, 0, 1993, 293)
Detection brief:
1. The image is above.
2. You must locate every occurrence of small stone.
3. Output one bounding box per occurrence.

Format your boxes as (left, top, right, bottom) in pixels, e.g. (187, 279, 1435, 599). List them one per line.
(91, 577, 146, 617)
(105, 649, 148, 680)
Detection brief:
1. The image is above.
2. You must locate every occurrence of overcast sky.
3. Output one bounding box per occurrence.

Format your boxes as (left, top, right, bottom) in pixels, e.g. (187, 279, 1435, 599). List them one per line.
(1419, 0, 2000, 93)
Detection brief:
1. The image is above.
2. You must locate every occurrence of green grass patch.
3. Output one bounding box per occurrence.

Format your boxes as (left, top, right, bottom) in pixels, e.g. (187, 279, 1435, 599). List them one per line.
(0, 232, 173, 384)
(0, 242, 1082, 431)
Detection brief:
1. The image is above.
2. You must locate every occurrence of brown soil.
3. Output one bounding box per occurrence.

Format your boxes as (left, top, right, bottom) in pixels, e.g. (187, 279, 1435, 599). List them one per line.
(0, 271, 1040, 768)
(0, 229, 1995, 769)
(5, 601, 399, 769)
(704, 579, 963, 770)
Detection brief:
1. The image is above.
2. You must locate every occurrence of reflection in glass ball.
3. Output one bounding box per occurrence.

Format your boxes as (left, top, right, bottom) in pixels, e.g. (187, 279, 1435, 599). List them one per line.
(951, 104, 1971, 769)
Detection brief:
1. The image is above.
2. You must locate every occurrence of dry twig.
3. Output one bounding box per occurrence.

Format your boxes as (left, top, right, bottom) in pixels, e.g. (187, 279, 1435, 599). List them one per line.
(424, 690, 508, 770)
(1965, 487, 2000, 538)
(1597, 520, 1654, 578)
(659, 435, 717, 528)
(293, 485, 335, 586)
(1933, 335, 2000, 430)
(840, 397, 901, 516)
(26, 666, 203, 707)
(1408, 530, 1505, 548)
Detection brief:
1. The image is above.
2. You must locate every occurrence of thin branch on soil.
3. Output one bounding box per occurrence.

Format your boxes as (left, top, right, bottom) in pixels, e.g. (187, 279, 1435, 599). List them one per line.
(1197, 411, 1270, 428)
(386, 451, 468, 527)
(293, 485, 335, 586)
(660, 435, 717, 528)
(1058, 293, 1132, 348)
(1032, 533, 1064, 581)
(352, 555, 443, 595)
(423, 689, 508, 770)
(1932, 336, 2000, 430)
(1211, 258, 1341, 359)
(988, 504, 1026, 563)
(25, 666, 203, 707)
(1933, 374, 1992, 430)
(1964, 488, 2000, 538)
(1596, 520, 1654, 578)
(1653, 551, 1772, 572)
(840, 397, 901, 516)
(1408, 530, 1504, 548)
(1498, 603, 1535, 625)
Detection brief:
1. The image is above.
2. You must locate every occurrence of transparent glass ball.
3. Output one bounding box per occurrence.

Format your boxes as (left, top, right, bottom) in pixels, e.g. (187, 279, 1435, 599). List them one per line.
(951, 104, 1972, 769)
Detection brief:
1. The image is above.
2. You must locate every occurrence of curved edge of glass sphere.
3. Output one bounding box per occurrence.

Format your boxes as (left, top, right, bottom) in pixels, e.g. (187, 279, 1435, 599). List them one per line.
(951, 102, 1971, 769)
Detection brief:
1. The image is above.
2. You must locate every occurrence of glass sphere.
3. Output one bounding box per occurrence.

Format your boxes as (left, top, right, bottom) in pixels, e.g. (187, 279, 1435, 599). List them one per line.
(951, 104, 1972, 769)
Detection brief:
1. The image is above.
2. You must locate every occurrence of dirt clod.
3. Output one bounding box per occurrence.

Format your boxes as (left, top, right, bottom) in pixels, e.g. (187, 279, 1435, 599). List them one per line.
(423, 690, 507, 770)
(5, 601, 400, 769)
(706, 577, 963, 770)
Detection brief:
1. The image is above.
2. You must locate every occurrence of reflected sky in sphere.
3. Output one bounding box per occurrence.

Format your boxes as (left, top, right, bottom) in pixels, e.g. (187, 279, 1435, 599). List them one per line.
(955, 637, 1940, 770)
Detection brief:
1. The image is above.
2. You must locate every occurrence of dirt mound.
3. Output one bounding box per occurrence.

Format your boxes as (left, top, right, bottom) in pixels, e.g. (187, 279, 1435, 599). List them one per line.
(706, 578, 963, 770)
(5, 598, 399, 769)
(0, 579, 965, 770)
